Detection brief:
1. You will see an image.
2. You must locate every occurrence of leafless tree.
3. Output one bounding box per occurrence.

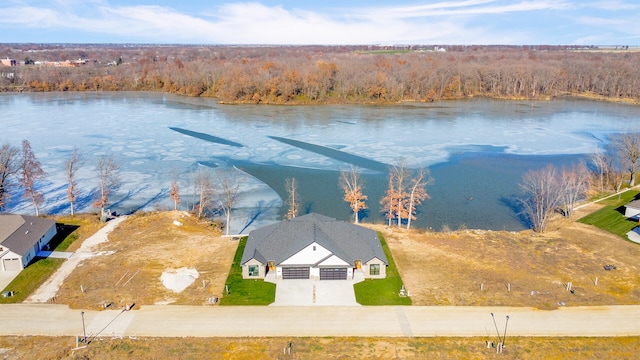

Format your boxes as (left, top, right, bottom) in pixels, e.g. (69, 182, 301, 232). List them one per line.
(20, 140, 46, 216)
(519, 164, 563, 233)
(613, 131, 640, 186)
(391, 162, 409, 227)
(406, 168, 432, 229)
(64, 148, 82, 216)
(0, 143, 20, 211)
(93, 154, 120, 218)
(558, 162, 590, 218)
(339, 166, 367, 224)
(192, 168, 214, 219)
(380, 174, 397, 227)
(215, 169, 244, 235)
(590, 151, 610, 193)
(284, 177, 299, 220)
(169, 169, 181, 211)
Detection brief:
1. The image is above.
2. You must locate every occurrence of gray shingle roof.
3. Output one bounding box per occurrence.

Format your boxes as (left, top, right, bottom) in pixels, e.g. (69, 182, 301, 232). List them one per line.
(241, 213, 387, 266)
(0, 215, 56, 256)
(627, 199, 640, 210)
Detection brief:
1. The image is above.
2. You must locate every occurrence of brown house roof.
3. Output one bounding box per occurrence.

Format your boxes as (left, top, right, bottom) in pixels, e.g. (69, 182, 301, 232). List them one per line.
(0, 215, 56, 256)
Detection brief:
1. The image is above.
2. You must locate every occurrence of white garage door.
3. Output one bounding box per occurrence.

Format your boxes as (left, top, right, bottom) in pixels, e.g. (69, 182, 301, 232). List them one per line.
(3, 258, 22, 271)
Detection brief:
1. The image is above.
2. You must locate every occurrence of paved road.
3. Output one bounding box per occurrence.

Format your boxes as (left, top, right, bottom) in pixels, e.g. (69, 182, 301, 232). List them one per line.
(1, 304, 639, 338)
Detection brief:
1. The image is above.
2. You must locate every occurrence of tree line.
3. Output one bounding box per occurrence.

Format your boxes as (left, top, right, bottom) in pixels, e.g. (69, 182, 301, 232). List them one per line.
(1, 45, 640, 104)
(0, 142, 121, 220)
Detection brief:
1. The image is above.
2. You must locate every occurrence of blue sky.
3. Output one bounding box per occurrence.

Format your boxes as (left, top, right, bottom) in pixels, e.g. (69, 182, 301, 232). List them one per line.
(1, 1, 639, 45)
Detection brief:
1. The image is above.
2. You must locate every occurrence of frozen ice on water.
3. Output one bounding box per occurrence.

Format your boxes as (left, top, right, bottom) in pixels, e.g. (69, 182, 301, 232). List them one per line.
(2, 93, 639, 231)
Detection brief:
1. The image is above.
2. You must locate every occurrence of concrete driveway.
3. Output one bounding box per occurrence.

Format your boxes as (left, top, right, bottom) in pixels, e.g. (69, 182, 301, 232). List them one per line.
(267, 274, 362, 306)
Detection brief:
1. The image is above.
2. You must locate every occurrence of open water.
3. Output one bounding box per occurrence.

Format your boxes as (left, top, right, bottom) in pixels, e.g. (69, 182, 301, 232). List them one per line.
(1, 92, 639, 232)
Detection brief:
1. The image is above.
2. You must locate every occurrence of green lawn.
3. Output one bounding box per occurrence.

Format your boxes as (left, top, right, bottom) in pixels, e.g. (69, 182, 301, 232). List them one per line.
(578, 190, 640, 240)
(354, 232, 412, 306)
(0, 257, 64, 303)
(219, 237, 276, 305)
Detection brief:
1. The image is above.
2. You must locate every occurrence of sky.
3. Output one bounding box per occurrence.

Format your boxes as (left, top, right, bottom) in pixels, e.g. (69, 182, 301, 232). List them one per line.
(1, 0, 639, 45)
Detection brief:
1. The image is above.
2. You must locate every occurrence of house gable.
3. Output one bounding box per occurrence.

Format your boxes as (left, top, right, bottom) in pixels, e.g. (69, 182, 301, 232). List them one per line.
(0, 215, 57, 271)
(280, 242, 333, 266)
(317, 255, 350, 267)
(625, 199, 640, 218)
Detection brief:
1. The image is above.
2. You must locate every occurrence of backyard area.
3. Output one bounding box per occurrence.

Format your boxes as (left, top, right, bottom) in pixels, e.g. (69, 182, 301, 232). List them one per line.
(4, 194, 640, 309)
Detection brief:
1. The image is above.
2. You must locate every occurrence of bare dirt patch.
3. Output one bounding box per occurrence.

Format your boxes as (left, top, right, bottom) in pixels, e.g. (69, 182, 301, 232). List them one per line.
(55, 211, 237, 309)
(1, 335, 639, 359)
(370, 208, 640, 308)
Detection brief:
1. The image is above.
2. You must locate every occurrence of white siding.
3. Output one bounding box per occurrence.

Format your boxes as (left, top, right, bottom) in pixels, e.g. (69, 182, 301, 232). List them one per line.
(281, 242, 331, 265)
(317, 255, 350, 267)
(625, 206, 640, 218)
(1, 250, 23, 271)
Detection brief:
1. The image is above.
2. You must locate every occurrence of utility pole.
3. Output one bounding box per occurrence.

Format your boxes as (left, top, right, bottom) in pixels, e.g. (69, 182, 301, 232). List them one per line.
(81, 311, 87, 343)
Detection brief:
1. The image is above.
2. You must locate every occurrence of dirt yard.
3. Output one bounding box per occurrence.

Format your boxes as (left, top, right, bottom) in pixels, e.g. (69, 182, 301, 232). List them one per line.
(372, 204, 640, 309)
(55, 211, 237, 309)
(54, 205, 640, 310)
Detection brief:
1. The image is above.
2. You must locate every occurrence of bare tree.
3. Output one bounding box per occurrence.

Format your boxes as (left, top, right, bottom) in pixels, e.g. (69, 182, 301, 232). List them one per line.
(192, 168, 214, 218)
(215, 169, 244, 235)
(406, 168, 432, 229)
(391, 162, 409, 227)
(0, 143, 20, 211)
(93, 154, 120, 218)
(339, 166, 367, 224)
(590, 151, 609, 193)
(284, 177, 299, 220)
(558, 162, 590, 218)
(519, 164, 563, 233)
(64, 148, 82, 216)
(169, 169, 181, 211)
(613, 131, 640, 186)
(380, 174, 397, 227)
(20, 140, 46, 216)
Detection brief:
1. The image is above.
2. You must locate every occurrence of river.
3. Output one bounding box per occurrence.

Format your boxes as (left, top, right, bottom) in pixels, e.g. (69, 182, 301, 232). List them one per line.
(1, 92, 638, 232)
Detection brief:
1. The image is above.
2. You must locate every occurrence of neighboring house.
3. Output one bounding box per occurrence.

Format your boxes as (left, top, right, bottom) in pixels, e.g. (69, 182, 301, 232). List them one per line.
(241, 213, 387, 280)
(624, 199, 640, 220)
(0, 215, 57, 272)
(0, 58, 16, 67)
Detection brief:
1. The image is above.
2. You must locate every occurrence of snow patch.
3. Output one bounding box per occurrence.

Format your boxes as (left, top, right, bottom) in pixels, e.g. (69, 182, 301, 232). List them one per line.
(160, 267, 199, 293)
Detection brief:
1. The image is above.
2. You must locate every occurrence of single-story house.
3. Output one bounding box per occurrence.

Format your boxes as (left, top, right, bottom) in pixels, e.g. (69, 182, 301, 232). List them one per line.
(241, 213, 387, 280)
(624, 199, 640, 220)
(0, 215, 57, 272)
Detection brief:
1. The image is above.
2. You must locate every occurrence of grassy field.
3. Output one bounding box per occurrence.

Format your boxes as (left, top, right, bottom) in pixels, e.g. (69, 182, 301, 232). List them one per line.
(219, 237, 276, 305)
(2, 335, 640, 359)
(578, 190, 640, 239)
(354, 232, 412, 305)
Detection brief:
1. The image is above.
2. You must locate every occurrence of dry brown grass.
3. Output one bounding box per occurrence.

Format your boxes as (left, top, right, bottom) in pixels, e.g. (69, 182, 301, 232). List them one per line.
(55, 211, 237, 310)
(52, 214, 106, 252)
(1, 335, 639, 359)
(372, 204, 640, 309)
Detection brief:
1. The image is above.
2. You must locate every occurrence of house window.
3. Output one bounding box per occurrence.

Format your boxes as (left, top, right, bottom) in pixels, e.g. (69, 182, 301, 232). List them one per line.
(370, 264, 380, 276)
(248, 265, 259, 277)
(313, 245, 316, 251)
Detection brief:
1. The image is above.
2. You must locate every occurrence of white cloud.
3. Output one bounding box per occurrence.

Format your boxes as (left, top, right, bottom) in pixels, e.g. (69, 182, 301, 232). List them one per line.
(0, 1, 636, 44)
